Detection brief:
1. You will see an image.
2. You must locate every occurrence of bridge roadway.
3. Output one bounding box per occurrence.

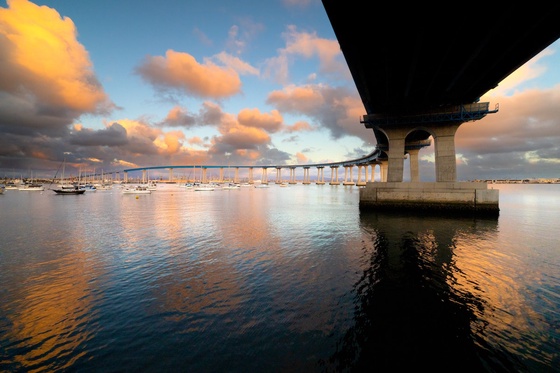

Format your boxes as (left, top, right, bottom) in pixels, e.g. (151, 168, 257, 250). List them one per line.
(121, 148, 384, 186)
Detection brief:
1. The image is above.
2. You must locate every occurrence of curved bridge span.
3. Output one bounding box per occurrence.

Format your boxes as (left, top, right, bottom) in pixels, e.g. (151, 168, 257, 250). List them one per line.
(121, 148, 383, 186)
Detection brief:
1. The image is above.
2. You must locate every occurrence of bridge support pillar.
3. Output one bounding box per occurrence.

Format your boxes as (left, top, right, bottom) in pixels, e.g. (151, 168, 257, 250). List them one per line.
(316, 167, 325, 184)
(408, 149, 420, 182)
(380, 161, 388, 182)
(387, 133, 406, 182)
(433, 124, 460, 182)
(361, 121, 498, 215)
(289, 167, 297, 184)
(329, 166, 340, 185)
(202, 168, 208, 183)
(248, 168, 254, 183)
(343, 165, 355, 185)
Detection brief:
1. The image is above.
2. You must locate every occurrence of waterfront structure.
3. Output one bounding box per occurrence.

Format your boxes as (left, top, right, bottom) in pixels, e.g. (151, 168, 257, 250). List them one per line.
(318, 1, 560, 216)
(115, 5, 560, 216)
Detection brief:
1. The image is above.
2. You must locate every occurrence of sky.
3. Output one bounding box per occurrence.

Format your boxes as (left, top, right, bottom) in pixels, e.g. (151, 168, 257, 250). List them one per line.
(1, 0, 560, 182)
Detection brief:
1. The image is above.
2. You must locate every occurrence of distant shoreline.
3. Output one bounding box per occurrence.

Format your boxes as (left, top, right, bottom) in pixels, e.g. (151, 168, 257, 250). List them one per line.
(473, 179, 560, 184)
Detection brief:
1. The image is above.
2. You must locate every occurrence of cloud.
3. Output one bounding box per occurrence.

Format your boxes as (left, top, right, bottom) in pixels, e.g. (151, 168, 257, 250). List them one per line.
(193, 27, 213, 47)
(198, 101, 225, 125)
(262, 25, 349, 85)
(224, 18, 264, 56)
(135, 49, 242, 99)
(161, 106, 197, 128)
(412, 83, 560, 181)
(212, 51, 259, 76)
(215, 121, 270, 149)
(0, 0, 114, 116)
(69, 122, 128, 146)
(0, 0, 116, 175)
(285, 120, 314, 133)
(295, 152, 308, 163)
(484, 47, 555, 98)
(267, 83, 368, 140)
(237, 108, 283, 133)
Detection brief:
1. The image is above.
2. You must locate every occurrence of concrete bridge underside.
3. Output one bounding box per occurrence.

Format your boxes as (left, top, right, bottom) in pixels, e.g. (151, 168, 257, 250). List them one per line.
(320, 1, 560, 216)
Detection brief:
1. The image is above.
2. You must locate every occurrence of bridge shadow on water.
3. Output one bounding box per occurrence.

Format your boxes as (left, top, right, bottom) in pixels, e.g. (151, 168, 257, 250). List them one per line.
(322, 210, 527, 373)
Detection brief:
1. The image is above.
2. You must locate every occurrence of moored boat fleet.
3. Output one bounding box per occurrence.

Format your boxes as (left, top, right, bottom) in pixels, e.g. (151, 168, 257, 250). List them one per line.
(0, 179, 289, 196)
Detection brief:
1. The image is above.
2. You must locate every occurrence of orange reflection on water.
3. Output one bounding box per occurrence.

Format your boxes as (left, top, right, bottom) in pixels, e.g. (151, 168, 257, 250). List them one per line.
(7, 250, 97, 371)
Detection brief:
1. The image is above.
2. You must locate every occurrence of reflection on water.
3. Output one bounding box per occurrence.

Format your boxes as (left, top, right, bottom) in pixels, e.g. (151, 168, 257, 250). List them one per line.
(1, 185, 559, 372)
(328, 211, 532, 372)
(2, 248, 97, 372)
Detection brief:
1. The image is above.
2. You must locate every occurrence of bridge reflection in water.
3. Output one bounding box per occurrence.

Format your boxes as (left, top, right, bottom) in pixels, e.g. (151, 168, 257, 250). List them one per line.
(326, 209, 529, 372)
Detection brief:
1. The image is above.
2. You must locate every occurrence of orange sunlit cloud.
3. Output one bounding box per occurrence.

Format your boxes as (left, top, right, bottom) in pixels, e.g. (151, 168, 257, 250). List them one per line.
(236, 148, 261, 161)
(217, 123, 270, 148)
(237, 108, 283, 133)
(295, 152, 308, 163)
(267, 84, 324, 112)
(285, 120, 313, 133)
(187, 136, 205, 146)
(162, 106, 196, 128)
(116, 118, 161, 140)
(283, 25, 343, 75)
(155, 130, 185, 154)
(262, 25, 347, 84)
(0, 0, 114, 113)
(212, 52, 259, 76)
(136, 49, 242, 98)
(457, 85, 560, 152)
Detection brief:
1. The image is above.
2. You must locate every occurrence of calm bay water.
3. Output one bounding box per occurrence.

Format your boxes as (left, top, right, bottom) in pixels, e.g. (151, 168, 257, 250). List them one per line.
(0, 183, 559, 372)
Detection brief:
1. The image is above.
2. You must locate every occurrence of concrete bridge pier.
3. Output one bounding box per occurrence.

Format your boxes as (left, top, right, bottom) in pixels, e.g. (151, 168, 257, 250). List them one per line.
(261, 167, 268, 184)
(356, 165, 367, 186)
(360, 120, 499, 216)
(316, 167, 326, 185)
(302, 167, 311, 185)
(330, 166, 340, 185)
(343, 165, 355, 185)
(288, 167, 297, 184)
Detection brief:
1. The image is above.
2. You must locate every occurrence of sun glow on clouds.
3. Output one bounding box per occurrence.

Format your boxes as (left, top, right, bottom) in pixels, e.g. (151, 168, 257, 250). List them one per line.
(267, 84, 324, 112)
(483, 48, 554, 98)
(0, 0, 113, 113)
(295, 152, 308, 163)
(114, 119, 187, 156)
(135, 50, 242, 99)
(237, 108, 283, 133)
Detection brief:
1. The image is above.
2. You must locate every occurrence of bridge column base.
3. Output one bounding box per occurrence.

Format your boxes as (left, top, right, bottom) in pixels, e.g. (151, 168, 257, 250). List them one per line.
(359, 181, 499, 217)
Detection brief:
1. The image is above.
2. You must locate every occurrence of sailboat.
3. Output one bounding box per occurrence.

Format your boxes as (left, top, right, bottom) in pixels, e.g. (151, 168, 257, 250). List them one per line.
(51, 156, 85, 195)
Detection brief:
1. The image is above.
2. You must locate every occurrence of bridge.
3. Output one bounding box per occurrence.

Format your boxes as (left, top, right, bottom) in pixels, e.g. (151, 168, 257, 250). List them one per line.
(320, 2, 560, 215)
(121, 148, 383, 186)
(122, 4, 560, 215)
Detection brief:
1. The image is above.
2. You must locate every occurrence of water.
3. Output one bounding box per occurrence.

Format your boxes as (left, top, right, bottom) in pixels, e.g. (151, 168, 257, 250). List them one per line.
(0, 183, 558, 372)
